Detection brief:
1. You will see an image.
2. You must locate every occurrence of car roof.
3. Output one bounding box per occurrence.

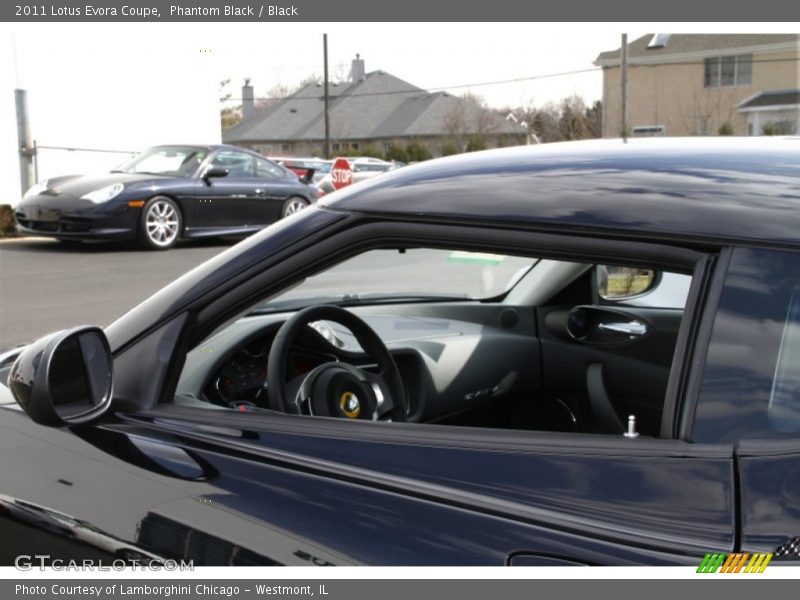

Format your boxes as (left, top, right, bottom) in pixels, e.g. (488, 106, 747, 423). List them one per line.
(148, 143, 262, 155)
(322, 137, 800, 248)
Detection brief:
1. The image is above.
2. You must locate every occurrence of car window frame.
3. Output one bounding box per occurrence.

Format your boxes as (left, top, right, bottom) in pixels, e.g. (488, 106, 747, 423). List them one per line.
(134, 217, 718, 445)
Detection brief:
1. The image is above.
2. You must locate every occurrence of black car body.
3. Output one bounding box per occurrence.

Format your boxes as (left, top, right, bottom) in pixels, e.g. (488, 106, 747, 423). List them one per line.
(14, 144, 317, 249)
(2, 138, 800, 566)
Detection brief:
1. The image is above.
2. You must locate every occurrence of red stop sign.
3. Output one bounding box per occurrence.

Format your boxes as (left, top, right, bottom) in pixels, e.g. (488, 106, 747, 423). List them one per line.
(330, 157, 353, 190)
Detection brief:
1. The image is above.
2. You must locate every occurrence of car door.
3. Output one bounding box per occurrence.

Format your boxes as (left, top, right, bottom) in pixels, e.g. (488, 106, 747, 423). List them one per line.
(106, 252, 732, 567)
(194, 150, 261, 230)
(0, 224, 735, 566)
(252, 155, 302, 223)
(98, 406, 733, 565)
(0, 309, 735, 566)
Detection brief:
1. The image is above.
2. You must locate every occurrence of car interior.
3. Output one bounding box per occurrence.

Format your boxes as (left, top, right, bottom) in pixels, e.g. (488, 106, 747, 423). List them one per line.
(174, 247, 692, 440)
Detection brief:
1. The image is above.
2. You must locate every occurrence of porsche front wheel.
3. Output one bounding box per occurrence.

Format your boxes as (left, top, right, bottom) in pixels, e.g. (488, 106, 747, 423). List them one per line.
(139, 196, 182, 250)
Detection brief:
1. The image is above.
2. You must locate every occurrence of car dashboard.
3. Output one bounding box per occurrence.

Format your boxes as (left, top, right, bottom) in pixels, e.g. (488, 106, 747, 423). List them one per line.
(176, 309, 542, 423)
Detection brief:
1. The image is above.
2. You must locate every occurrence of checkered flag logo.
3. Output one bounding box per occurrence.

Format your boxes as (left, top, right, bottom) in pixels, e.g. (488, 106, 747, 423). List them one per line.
(774, 536, 800, 559)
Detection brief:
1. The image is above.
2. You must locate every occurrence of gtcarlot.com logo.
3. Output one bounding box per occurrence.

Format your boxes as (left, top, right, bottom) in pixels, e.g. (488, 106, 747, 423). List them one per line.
(697, 553, 772, 573)
(14, 554, 193, 571)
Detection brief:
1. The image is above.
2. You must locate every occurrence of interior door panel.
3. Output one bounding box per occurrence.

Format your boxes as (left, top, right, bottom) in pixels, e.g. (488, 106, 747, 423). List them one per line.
(538, 305, 684, 436)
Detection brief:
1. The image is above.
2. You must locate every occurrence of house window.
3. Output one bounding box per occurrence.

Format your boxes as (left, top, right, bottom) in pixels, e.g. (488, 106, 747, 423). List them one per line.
(704, 54, 752, 88)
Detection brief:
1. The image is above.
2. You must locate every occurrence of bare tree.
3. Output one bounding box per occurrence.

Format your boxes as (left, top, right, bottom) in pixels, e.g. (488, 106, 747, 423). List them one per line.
(461, 93, 499, 138)
(530, 103, 562, 143)
(219, 79, 232, 102)
(558, 95, 591, 140)
(677, 86, 740, 135)
(442, 98, 468, 151)
(219, 79, 241, 131)
(585, 100, 602, 138)
(256, 82, 291, 110)
(441, 92, 504, 151)
(331, 62, 350, 84)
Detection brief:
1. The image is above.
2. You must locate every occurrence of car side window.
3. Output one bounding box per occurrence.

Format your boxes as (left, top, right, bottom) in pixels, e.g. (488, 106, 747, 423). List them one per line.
(175, 248, 694, 440)
(693, 247, 800, 442)
(254, 157, 285, 180)
(211, 151, 255, 178)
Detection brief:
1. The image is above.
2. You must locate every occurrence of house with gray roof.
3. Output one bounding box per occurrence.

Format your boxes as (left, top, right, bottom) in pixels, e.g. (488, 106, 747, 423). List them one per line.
(594, 34, 799, 137)
(223, 56, 528, 158)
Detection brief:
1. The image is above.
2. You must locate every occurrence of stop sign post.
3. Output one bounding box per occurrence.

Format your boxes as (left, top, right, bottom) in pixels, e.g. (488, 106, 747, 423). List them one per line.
(331, 157, 353, 190)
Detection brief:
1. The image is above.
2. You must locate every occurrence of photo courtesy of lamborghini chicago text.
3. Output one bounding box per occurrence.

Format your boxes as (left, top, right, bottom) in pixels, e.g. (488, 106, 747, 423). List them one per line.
(0, 0, 799, 597)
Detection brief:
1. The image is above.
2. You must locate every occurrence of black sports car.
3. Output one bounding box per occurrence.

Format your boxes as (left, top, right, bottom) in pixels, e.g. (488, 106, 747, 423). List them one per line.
(14, 144, 318, 249)
(3, 138, 800, 566)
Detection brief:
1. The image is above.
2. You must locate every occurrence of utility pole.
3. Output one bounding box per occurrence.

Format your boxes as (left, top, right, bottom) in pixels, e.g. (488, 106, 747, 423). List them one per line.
(620, 33, 628, 141)
(15, 89, 36, 194)
(323, 33, 331, 159)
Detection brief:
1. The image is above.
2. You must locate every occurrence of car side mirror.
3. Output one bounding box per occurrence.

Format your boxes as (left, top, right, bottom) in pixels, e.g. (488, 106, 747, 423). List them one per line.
(203, 167, 229, 185)
(8, 326, 113, 427)
(595, 265, 657, 302)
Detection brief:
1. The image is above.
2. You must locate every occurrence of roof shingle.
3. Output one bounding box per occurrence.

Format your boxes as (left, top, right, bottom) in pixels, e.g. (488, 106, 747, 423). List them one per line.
(223, 70, 523, 143)
(595, 33, 799, 64)
(739, 89, 800, 108)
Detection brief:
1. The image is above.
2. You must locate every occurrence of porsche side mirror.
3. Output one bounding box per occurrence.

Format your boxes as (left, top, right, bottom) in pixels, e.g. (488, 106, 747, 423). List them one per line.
(203, 167, 229, 185)
(8, 326, 113, 427)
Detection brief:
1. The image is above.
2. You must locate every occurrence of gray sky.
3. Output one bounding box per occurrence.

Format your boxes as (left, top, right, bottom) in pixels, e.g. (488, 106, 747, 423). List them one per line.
(0, 22, 792, 202)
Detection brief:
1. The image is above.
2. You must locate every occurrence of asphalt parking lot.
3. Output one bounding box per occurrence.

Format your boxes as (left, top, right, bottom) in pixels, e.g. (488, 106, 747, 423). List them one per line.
(0, 237, 230, 348)
(0, 237, 534, 350)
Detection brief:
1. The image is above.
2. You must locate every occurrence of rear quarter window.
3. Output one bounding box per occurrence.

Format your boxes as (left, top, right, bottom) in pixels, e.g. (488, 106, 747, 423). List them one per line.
(693, 247, 800, 442)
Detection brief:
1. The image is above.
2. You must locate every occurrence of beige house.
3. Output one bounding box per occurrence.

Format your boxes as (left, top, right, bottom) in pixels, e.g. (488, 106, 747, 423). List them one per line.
(594, 34, 799, 137)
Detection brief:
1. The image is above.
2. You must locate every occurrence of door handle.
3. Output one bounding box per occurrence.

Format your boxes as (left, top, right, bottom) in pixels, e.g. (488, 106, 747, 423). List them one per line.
(597, 320, 647, 337)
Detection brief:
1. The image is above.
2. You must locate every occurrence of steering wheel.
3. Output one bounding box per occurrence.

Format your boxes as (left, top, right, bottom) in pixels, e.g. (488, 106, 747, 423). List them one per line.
(266, 305, 407, 421)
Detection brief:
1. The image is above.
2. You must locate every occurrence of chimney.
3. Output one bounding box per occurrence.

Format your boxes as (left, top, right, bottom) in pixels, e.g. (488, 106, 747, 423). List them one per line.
(350, 54, 365, 82)
(242, 78, 254, 121)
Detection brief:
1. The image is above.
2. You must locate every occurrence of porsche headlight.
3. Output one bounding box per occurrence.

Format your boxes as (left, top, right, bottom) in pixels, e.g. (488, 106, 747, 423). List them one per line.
(82, 183, 124, 203)
(23, 180, 48, 199)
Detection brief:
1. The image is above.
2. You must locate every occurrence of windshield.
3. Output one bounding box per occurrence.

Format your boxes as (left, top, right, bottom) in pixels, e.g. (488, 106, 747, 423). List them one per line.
(114, 146, 207, 177)
(260, 248, 536, 311)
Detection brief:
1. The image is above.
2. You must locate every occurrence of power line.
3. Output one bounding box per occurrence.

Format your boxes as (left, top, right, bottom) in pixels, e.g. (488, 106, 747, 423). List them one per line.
(36, 145, 137, 154)
(221, 66, 603, 103)
(219, 55, 800, 104)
